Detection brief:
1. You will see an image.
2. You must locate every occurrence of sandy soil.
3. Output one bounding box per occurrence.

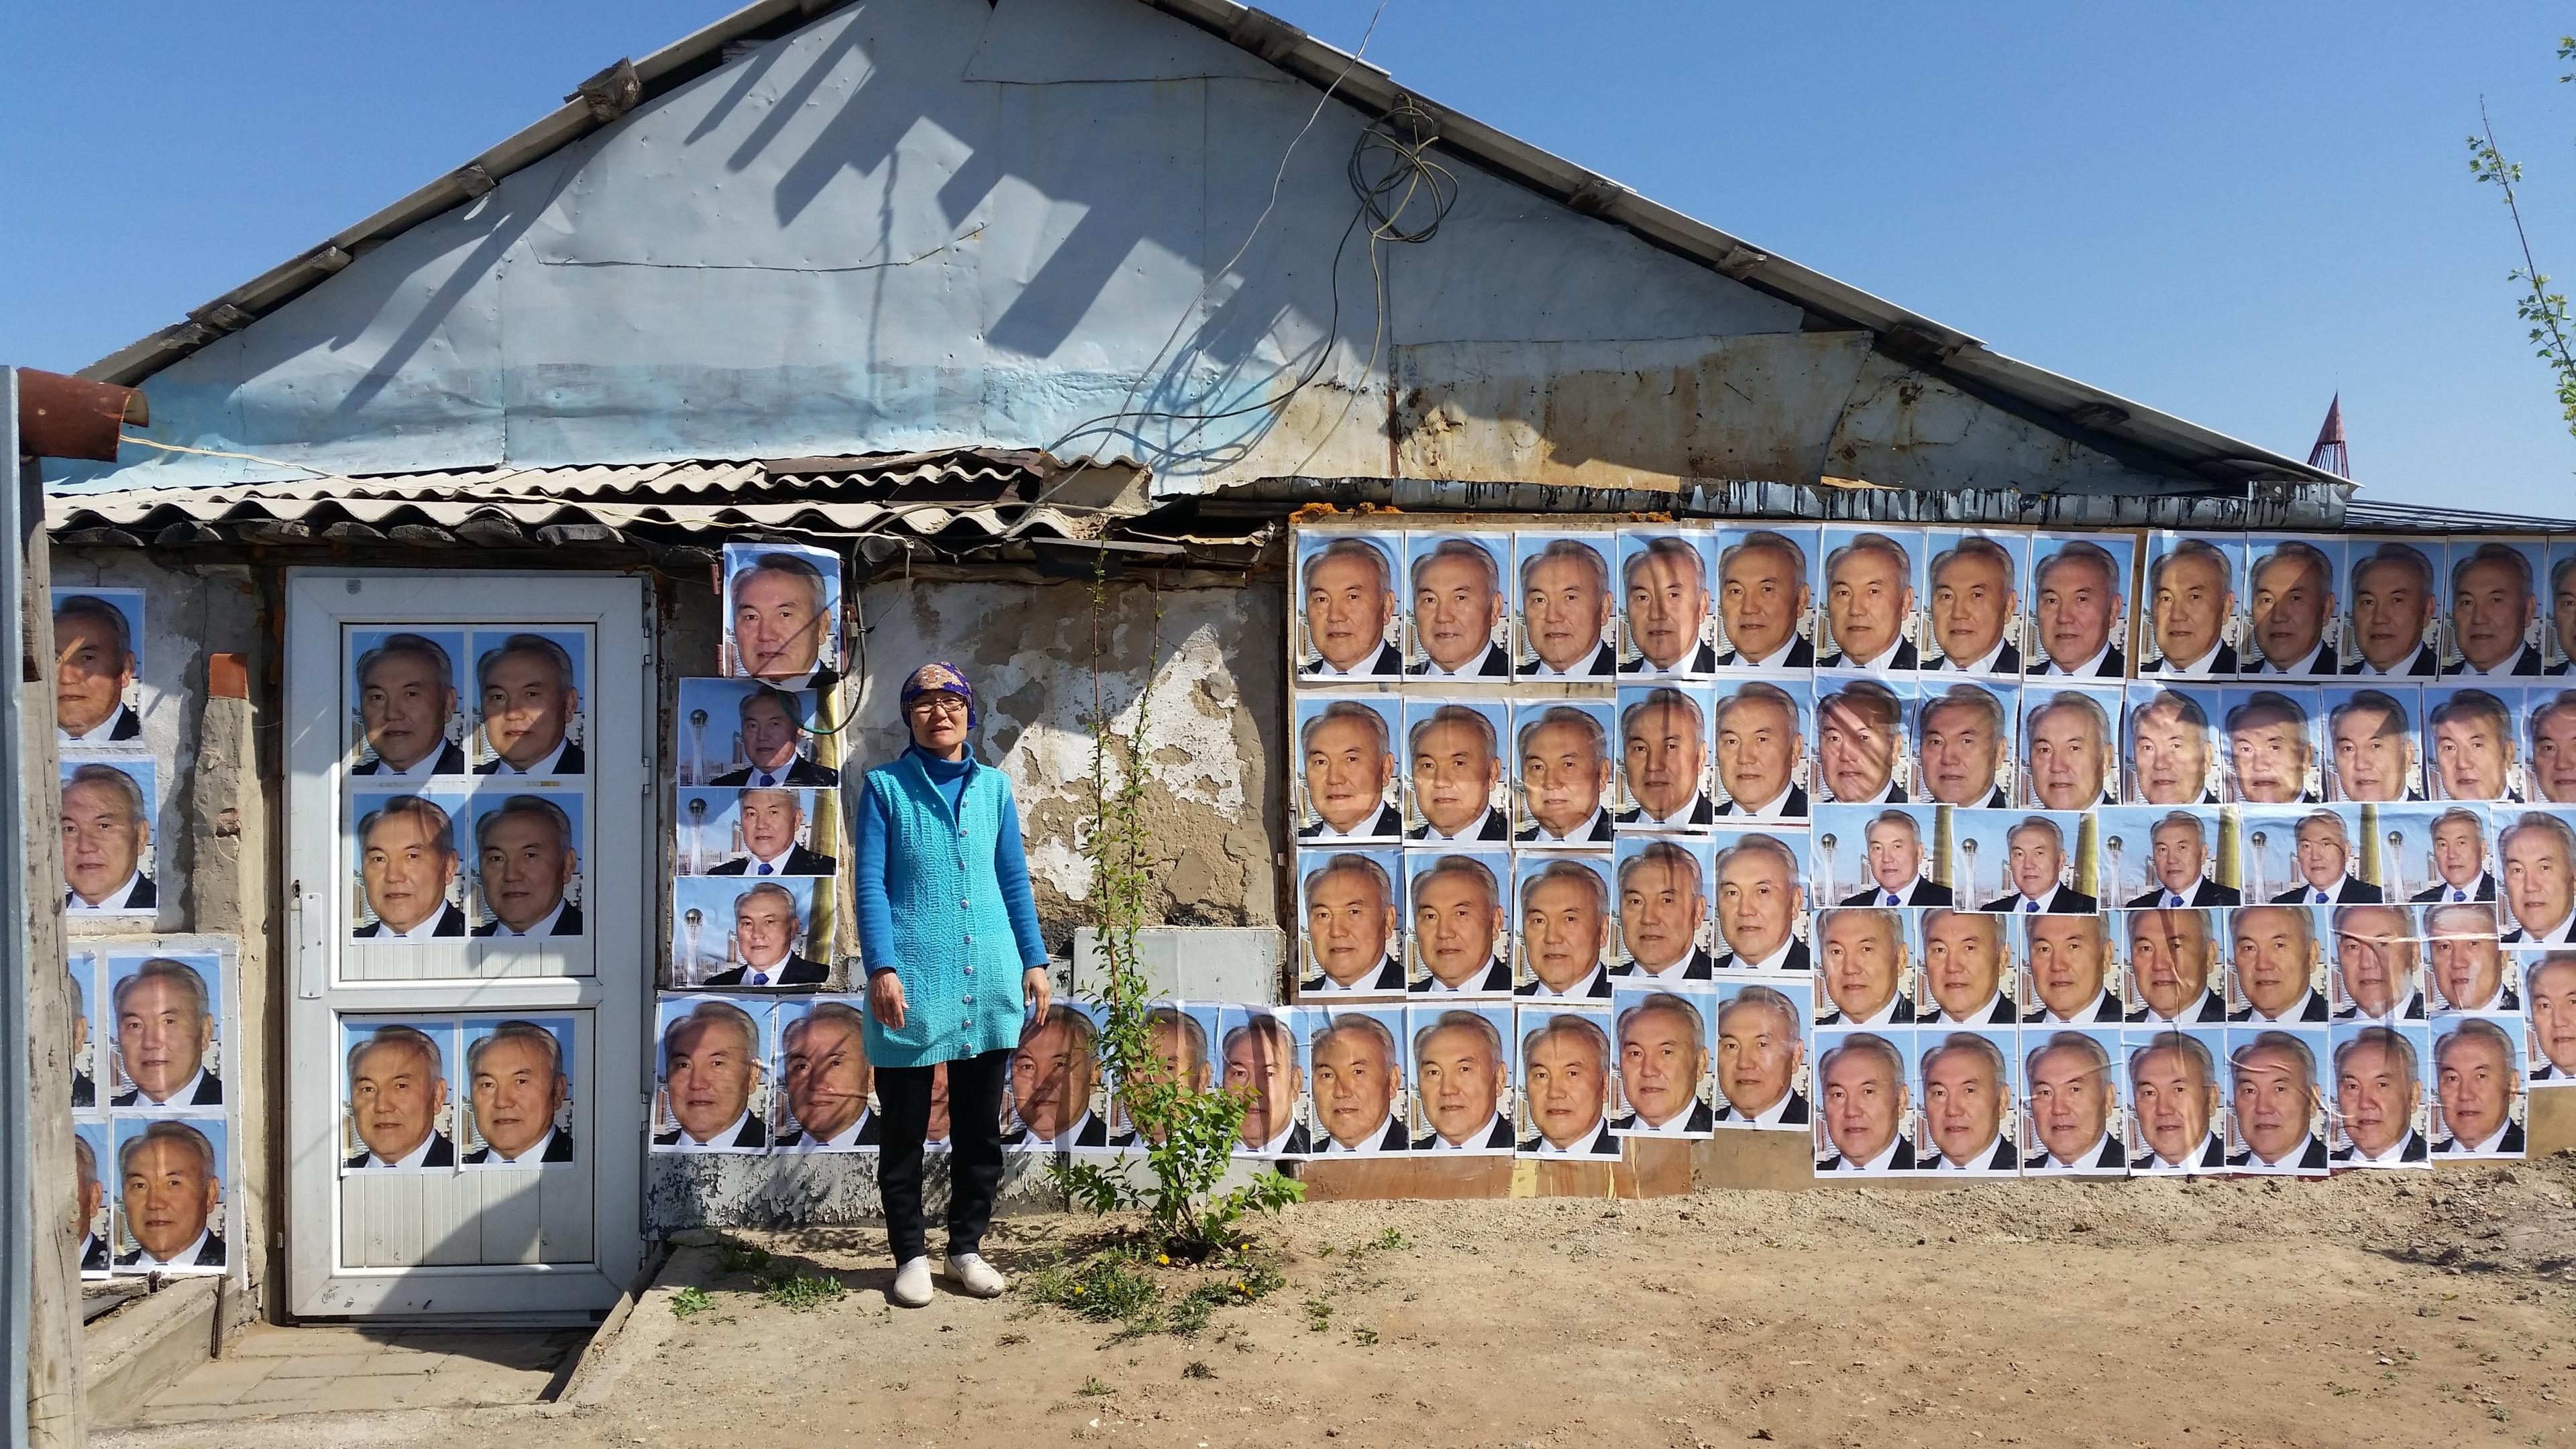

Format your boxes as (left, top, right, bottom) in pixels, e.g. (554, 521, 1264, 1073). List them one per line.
(104, 1157, 2576, 1449)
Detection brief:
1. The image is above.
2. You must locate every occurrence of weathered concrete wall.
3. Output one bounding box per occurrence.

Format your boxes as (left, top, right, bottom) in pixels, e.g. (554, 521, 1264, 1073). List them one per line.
(55, 0, 2169, 501)
(52, 551, 278, 1315)
(847, 575, 1284, 947)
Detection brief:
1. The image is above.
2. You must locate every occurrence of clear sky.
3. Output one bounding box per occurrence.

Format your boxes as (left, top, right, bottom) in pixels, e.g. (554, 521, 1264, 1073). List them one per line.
(5, 1, 2573, 511)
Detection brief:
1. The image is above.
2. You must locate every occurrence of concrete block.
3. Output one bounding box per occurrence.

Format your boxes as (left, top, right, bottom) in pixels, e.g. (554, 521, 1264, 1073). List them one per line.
(83, 1275, 221, 1427)
(1073, 926, 1285, 1003)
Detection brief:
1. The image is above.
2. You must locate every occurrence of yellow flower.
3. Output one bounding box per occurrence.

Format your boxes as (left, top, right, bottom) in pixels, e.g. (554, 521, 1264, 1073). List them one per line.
(1156, 1255, 1170, 1266)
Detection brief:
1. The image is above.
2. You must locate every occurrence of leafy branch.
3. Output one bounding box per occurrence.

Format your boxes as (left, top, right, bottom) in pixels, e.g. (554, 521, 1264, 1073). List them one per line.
(1055, 553, 1301, 1256)
(2469, 93, 2576, 434)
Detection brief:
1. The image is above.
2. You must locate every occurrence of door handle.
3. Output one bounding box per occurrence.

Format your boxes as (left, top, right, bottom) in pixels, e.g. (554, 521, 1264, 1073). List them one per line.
(294, 882, 325, 999)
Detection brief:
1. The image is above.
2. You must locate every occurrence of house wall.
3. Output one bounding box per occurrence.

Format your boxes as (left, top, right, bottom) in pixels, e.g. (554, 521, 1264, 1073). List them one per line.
(55, 0, 2171, 501)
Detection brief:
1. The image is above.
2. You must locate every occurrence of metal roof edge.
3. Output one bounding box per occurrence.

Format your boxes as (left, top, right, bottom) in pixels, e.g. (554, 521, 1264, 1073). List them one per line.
(77, 0, 2341, 492)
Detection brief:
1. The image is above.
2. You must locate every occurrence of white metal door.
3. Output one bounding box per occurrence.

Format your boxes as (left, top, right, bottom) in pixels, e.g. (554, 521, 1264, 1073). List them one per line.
(285, 571, 647, 1317)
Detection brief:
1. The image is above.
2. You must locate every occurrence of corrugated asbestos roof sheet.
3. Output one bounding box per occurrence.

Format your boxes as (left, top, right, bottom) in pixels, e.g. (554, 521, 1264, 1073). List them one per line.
(45, 451, 1122, 555)
(2343, 498, 2576, 534)
(72, 0, 2344, 494)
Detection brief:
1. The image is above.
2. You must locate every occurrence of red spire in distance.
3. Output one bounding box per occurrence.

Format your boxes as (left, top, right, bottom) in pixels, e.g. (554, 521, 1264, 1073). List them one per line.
(2307, 394, 2349, 479)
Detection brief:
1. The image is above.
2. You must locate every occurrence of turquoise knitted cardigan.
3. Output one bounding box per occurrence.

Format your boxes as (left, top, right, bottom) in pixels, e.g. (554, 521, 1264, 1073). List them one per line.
(854, 749, 1049, 1069)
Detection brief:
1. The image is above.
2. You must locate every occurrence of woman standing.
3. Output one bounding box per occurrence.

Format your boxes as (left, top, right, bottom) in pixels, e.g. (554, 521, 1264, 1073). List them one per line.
(856, 661, 1052, 1307)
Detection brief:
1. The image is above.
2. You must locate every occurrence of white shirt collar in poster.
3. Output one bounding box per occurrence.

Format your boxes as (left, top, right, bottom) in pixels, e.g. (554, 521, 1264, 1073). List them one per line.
(1851, 1136, 1905, 1173)
(372, 744, 449, 780)
(71, 871, 144, 913)
(1935, 639, 2007, 675)
(2254, 640, 2328, 678)
(1629, 794, 1709, 827)
(2047, 1132, 2112, 1171)
(2141, 987, 2216, 1025)
(484, 737, 570, 777)
(782, 1114, 871, 1154)
(668, 1111, 754, 1152)
(1318, 1120, 1397, 1154)
(1417, 807, 1498, 844)
(1530, 1124, 1608, 1157)
(1252, 1120, 1301, 1157)
(488, 1127, 560, 1165)
(1527, 808, 1607, 844)
(64, 704, 135, 744)
(1625, 1106, 1701, 1136)
(1305, 959, 1395, 994)
(2518, 911, 2576, 945)
(368, 1133, 441, 1170)
(1843, 994, 1904, 1028)
(382, 910, 451, 942)
(1737, 1093, 1798, 1128)
(2349, 1132, 2416, 1167)
(1417, 644, 1503, 679)
(2247, 1132, 2318, 1171)
(1028, 1110, 1099, 1151)
(1424, 1113, 1501, 1152)
(2041, 641, 2113, 678)
(139, 1067, 208, 1109)
(1738, 787, 1796, 821)
(132, 1229, 213, 1271)
(2457, 1123, 2512, 1155)
(1929, 1136, 2002, 1170)
(2041, 989, 2113, 1026)
(1736, 940, 1796, 973)
(2152, 1132, 2218, 1170)
(1307, 813, 1391, 844)
(1523, 966, 1605, 1002)
(1629, 953, 1699, 983)
(1746, 639, 1802, 670)
(1843, 641, 1906, 672)
(2160, 642, 2224, 677)
(485, 900, 568, 940)
(2247, 989, 2322, 1024)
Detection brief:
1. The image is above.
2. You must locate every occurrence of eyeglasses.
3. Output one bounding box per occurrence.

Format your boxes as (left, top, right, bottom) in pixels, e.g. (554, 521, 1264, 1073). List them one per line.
(906, 694, 969, 718)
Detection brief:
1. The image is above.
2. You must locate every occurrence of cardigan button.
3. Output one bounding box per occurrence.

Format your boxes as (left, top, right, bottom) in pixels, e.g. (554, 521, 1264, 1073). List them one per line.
(964, 965, 975, 975)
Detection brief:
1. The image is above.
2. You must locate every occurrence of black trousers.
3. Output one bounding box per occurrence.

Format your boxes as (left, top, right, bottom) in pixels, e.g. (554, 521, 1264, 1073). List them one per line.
(875, 1046, 1011, 1263)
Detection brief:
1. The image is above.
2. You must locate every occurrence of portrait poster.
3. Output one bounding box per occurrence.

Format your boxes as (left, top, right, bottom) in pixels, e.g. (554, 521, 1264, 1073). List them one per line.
(1218, 1006, 1311, 1159)
(110, 1115, 229, 1275)
(66, 946, 99, 1114)
(1813, 906, 1918, 1028)
(2326, 1020, 2432, 1170)
(2123, 1024, 2229, 1175)
(2546, 539, 2576, 675)
(1816, 526, 1924, 673)
(2422, 683, 2524, 804)
(2389, 803, 2493, 910)
(1709, 828, 1811, 974)
(1613, 684, 1717, 830)
(72, 1118, 111, 1279)
(2345, 538, 2445, 680)
(669, 875, 835, 991)
(1294, 694, 1403, 845)
(2019, 912, 2125, 1026)
(1608, 985, 1718, 1138)
(2123, 681, 2224, 807)
(2440, 537, 2548, 681)
(1614, 529, 1719, 679)
(1709, 676, 1812, 822)
(51, 586, 146, 748)
(459, 1016, 578, 1167)
(2018, 682, 2123, 811)
(1811, 801, 1941, 910)
(1915, 908, 2020, 1027)
(2221, 903, 2332, 1026)
(61, 755, 158, 919)
(1403, 531, 1514, 680)
(337, 1018, 461, 1172)
(2218, 685, 2326, 806)
(1302, 1006, 1410, 1156)
(1609, 835, 1717, 985)
(1713, 525, 1821, 671)
(651, 994, 775, 1154)
(1915, 678, 2016, 810)
(1401, 697, 1511, 845)
(346, 628, 468, 778)
(2024, 531, 2135, 680)
(2235, 804, 2371, 908)
(1405, 1002, 1517, 1154)
(2019, 1025, 2129, 1175)
(2117, 907, 2224, 1027)
(1294, 533, 1404, 682)
(1513, 1005, 1621, 1159)
(101, 949, 226, 1112)
(1511, 852, 1615, 1004)
(1511, 696, 1617, 845)
(1404, 849, 1514, 998)
(2326, 900, 2425, 1024)
(467, 792, 588, 939)
(2243, 535, 2347, 678)
(1112, 1002, 1222, 1150)
(1712, 977, 1812, 1130)
(1295, 847, 1405, 998)
(469, 628, 590, 778)
(1921, 529, 2029, 677)
(1511, 531, 1617, 679)
(2522, 685, 2576, 805)
(2429, 1012, 2530, 1161)
(2497, 807, 2576, 945)
(1812, 674, 1915, 808)
(674, 677, 835, 788)
(2425, 901, 2514, 1013)
(1947, 808, 2094, 915)
(2222, 1024, 2331, 1175)
(1006, 1000, 1118, 1152)
(673, 786, 837, 879)
(2094, 804, 2229, 911)
(1811, 1026, 1914, 1175)
(2136, 532, 2245, 679)
(345, 784, 473, 941)
(1913, 1028, 2020, 1175)
(722, 541, 844, 683)
(2318, 682, 2426, 805)
(2522, 951, 2576, 1086)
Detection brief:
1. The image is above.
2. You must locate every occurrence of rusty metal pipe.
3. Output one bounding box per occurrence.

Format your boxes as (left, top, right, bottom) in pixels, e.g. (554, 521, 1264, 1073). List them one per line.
(12, 368, 144, 462)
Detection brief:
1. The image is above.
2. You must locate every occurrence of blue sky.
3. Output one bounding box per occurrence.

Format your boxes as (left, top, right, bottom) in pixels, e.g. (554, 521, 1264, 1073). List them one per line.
(5, 1, 2573, 511)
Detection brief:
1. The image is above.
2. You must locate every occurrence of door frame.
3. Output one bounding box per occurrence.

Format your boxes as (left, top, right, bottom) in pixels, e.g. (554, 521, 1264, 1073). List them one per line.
(283, 569, 651, 1318)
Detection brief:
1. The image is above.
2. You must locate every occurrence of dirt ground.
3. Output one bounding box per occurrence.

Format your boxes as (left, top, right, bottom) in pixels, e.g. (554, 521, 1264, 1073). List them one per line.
(105, 1157, 2576, 1449)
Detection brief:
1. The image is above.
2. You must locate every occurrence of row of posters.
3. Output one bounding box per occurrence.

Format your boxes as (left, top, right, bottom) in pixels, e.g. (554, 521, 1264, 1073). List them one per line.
(64, 943, 240, 1277)
(56, 588, 158, 920)
(1297, 528, 2576, 682)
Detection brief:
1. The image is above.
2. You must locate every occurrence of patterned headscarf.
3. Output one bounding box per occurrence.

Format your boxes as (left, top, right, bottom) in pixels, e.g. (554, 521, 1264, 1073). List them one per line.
(899, 660, 978, 728)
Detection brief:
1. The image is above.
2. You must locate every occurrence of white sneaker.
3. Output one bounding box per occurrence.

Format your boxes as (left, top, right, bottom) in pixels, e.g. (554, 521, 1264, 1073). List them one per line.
(943, 1252, 1008, 1298)
(891, 1255, 933, 1307)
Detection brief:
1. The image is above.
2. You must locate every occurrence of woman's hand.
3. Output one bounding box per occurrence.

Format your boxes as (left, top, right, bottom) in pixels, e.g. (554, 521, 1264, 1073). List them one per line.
(868, 969, 907, 1030)
(1023, 967, 1052, 1022)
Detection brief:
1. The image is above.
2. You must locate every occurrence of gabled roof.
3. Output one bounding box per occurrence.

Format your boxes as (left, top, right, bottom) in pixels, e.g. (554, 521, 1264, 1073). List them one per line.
(76, 0, 2344, 492)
